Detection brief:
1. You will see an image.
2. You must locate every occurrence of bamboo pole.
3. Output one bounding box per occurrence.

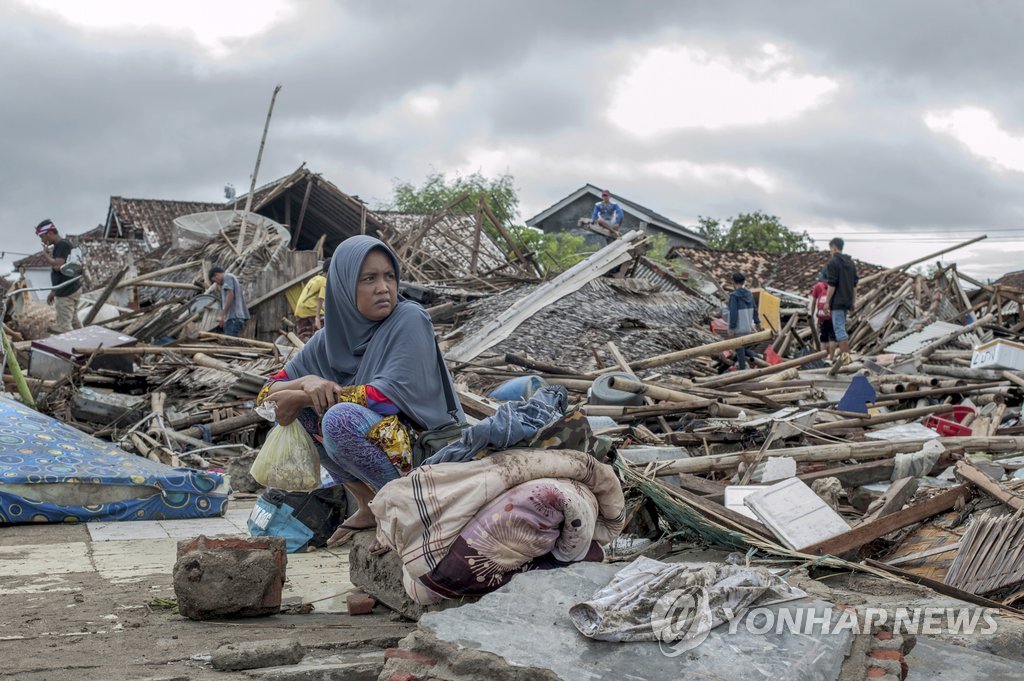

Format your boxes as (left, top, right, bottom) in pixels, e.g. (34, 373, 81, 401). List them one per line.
(589, 330, 774, 376)
(1, 326, 34, 407)
(648, 436, 1024, 476)
(815, 403, 957, 431)
(238, 84, 283, 252)
(698, 351, 828, 388)
(606, 376, 715, 409)
(860, 236, 988, 286)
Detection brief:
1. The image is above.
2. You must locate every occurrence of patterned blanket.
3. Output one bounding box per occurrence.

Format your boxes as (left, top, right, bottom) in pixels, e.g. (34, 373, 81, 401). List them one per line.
(370, 448, 625, 604)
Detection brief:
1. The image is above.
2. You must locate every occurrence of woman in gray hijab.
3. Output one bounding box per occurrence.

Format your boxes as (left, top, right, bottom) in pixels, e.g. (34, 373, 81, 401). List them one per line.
(257, 236, 463, 546)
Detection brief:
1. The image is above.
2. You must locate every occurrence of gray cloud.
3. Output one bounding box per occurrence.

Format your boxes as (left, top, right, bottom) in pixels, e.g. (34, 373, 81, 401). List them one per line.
(2, 0, 1023, 282)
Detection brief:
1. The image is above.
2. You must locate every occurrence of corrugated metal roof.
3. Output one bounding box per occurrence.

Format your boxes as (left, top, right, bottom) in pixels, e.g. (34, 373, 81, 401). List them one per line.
(884, 321, 968, 354)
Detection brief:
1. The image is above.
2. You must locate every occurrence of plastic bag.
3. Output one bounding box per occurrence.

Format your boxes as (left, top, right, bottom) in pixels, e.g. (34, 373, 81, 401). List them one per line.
(249, 421, 321, 491)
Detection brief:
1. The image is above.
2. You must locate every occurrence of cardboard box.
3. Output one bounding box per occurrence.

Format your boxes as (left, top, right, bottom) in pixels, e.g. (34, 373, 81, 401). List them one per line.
(970, 339, 1024, 371)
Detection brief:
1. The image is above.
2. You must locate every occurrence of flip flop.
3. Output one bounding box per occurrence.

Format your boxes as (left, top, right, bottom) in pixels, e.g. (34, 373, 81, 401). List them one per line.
(325, 523, 372, 548)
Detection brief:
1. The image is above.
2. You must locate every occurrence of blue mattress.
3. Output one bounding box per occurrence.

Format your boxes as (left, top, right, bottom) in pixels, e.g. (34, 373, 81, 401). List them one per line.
(0, 397, 229, 524)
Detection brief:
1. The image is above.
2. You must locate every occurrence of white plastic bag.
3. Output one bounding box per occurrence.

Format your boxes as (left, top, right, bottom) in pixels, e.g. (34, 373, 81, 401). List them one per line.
(249, 421, 321, 491)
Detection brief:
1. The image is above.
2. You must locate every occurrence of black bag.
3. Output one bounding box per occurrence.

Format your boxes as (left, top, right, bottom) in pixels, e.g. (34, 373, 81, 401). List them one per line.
(410, 343, 467, 467)
(256, 486, 347, 551)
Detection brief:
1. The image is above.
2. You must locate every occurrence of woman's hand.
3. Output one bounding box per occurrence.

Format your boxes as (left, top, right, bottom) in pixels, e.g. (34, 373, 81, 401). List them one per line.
(301, 375, 342, 416)
(273, 389, 311, 426)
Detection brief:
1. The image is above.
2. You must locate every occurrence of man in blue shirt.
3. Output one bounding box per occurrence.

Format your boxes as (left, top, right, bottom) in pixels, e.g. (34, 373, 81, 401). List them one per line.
(209, 265, 250, 337)
(591, 189, 624, 236)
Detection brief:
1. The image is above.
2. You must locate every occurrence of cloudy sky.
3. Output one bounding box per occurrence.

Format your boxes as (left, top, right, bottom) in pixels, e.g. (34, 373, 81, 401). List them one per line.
(2, 0, 1023, 281)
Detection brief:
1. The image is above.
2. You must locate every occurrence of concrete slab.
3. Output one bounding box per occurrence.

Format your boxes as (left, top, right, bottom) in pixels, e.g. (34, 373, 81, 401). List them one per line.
(906, 637, 1020, 680)
(0, 542, 93, 576)
(420, 562, 852, 681)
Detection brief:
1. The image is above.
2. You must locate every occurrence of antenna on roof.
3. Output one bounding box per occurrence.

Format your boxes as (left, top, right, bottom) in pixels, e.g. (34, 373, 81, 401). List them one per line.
(224, 183, 237, 210)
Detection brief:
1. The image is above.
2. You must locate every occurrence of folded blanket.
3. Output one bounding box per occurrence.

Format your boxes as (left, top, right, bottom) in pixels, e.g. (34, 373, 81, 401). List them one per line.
(371, 448, 625, 604)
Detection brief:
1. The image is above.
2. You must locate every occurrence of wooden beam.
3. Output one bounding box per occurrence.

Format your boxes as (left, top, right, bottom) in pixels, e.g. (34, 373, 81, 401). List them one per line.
(291, 176, 315, 248)
(83, 266, 129, 326)
(247, 266, 321, 309)
(800, 485, 971, 556)
(955, 460, 1024, 512)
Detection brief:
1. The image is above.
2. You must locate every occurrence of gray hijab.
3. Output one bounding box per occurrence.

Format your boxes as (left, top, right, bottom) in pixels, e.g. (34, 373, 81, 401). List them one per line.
(285, 235, 464, 430)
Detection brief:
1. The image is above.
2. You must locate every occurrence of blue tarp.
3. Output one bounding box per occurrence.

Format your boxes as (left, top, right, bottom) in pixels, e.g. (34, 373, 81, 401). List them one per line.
(0, 397, 229, 524)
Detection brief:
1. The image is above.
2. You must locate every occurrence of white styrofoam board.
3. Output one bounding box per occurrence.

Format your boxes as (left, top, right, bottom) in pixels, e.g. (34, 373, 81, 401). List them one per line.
(743, 477, 850, 550)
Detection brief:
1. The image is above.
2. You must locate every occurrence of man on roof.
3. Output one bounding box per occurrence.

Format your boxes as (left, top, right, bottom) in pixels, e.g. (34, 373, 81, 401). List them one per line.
(591, 189, 624, 236)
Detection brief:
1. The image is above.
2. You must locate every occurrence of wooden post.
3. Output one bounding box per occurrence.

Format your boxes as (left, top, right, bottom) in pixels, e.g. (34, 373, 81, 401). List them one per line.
(238, 84, 283, 252)
(291, 176, 315, 248)
(82, 266, 129, 326)
(470, 196, 484, 274)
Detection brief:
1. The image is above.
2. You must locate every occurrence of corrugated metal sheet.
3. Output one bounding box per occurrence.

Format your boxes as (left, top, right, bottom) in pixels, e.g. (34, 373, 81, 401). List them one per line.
(884, 321, 967, 354)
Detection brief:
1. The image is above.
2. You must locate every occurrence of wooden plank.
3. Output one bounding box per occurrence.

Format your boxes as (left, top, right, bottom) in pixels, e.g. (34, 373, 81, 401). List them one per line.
(955, 460, 1024, 511)
(247, 266, 321, 309)
(589, 329, 773, 376)
(859, 477, 919, 525)
(800, 485, 972, 556)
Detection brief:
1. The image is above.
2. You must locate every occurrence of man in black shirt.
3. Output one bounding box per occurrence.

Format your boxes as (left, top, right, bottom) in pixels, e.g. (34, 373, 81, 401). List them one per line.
(822, 237, 859, 365)
(35, 219, 83, 333)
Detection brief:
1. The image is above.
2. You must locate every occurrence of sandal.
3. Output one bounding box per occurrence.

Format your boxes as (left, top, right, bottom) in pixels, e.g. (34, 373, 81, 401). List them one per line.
(325, 523, 372, 548)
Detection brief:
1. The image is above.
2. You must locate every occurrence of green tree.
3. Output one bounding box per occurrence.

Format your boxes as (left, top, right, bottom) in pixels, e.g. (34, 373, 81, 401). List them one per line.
(381, 172, 596, 276)
(382, 171, 519, 224)
(696, 211, 814, 254)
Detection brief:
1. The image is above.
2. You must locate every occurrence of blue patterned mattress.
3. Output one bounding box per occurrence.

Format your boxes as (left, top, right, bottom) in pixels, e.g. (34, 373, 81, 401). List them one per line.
(0, 397, 230, 524)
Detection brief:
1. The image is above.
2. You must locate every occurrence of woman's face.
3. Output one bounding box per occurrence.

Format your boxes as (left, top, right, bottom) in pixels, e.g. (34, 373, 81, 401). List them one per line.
(355, 249, 398, 321)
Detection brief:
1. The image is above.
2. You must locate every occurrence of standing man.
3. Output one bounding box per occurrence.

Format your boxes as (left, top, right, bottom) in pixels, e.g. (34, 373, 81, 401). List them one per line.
(294, 257, 329, 340)
(209, 265, 250, 337)
(727, 271, 762, 370)
(36, 219, 83, 334)
(591, 189, 625, 236)
(809, 271, 836, 362)
(823, 237, 859, 366)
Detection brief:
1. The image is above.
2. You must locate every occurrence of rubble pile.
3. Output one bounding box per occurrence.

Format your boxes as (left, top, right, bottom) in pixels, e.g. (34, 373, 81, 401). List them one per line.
(4, 201, 1024, 678)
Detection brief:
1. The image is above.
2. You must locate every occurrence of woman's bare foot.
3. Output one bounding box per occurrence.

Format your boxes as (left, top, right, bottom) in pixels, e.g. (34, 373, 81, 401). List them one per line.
(368, 538, 391, 556)
(326, 507, 376, 547)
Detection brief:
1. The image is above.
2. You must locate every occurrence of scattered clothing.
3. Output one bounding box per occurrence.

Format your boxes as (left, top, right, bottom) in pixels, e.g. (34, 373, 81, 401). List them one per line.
(371, 448, 625, 604)
(569, 557, 806, 643)
(422, 385, 568, 465)
(591, 200, 624, 227)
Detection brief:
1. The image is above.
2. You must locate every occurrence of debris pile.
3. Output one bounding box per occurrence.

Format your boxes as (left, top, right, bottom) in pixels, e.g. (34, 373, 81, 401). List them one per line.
(4, 205, 1024, 677)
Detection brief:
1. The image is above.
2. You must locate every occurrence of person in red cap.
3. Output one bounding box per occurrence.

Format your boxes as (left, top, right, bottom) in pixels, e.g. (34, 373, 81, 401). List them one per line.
(35, 219, 83, 333)
(590, 189, 624, 236)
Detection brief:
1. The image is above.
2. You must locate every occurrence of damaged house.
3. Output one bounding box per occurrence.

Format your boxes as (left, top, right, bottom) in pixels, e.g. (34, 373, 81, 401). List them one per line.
(526, 183, 707, 248)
